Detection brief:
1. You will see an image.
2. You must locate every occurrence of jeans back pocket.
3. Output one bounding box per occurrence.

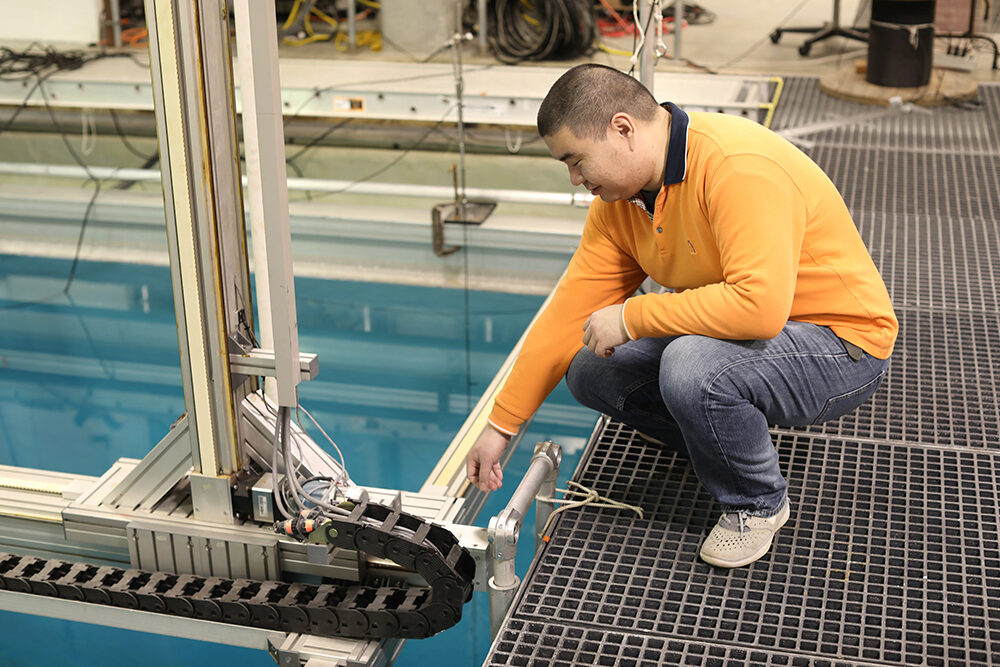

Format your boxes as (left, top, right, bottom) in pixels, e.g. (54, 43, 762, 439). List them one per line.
(812, 370, 886, 425)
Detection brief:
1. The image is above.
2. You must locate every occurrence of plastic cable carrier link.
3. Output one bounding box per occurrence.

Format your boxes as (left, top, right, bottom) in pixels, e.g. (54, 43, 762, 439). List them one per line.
(0, 500, 476, 640)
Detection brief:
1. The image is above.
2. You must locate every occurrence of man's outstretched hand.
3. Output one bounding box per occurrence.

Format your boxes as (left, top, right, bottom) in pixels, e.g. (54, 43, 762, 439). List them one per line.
(466, 426, 510, 491)
(583, 303, 628, 358)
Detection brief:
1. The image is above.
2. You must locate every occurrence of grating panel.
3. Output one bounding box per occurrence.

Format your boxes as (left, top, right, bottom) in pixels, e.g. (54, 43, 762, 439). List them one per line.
(808, 146, 1000, 220)
(857, 210, 1000, 313)
(487, 430, 1000, 666)
(801, 308, 1000, 448)
(487, 619, 872, 667)
(771, 79, 1000, 157)
(981, 84, 1000, 142)
(770, 77, 860, 131)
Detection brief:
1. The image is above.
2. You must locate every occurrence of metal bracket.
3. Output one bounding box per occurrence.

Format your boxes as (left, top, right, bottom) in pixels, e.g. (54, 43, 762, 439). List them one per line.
(431, 199, 497, 257)
(269, 637, 301, 667)
(487, 507, 522, 564)
(230, 348, 319, 384)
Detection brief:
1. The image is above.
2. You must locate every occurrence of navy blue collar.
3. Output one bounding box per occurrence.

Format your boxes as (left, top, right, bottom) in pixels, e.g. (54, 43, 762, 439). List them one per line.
(661, 101, 689, 186)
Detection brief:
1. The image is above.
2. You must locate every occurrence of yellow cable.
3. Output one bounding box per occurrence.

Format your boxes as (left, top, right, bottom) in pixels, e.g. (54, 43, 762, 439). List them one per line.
(282, 0, 304, 31)
(597, 41, 633, 57)
(284, 33, 329, 46)
(335, 30, 383, 52)
(357, 0, 381, 8)
(311, 6, 340, 29)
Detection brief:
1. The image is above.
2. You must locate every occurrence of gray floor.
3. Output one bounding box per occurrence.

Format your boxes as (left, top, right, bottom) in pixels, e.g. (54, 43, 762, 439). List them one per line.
(485, 78, 1000, 666)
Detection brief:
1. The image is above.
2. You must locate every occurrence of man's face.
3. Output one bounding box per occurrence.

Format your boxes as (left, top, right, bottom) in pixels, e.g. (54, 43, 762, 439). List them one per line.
(543, 123, 644, 203)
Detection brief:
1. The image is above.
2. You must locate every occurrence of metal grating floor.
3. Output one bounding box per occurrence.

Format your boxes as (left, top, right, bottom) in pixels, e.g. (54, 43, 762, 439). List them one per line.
(485, 81, 1000, 666)
(799, 307, 1000, 448)
(858, 211, 1000, 314)
(493, 432, 1000, 666)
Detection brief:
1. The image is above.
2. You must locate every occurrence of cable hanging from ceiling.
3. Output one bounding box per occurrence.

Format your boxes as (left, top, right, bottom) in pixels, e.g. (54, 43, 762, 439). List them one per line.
(487, 0, 595, 64)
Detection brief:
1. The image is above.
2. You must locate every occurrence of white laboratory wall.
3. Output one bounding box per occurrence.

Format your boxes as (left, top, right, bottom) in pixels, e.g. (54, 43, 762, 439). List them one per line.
(0, 0, 103, 46)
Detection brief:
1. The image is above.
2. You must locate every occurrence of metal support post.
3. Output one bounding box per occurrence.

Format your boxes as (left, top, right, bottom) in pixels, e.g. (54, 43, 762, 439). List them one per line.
(454, 1, 468, 216)
(347, 0, 357, 50)
(639, 0, 655, 93)
(674, 0, 683, 62)
(110, 0, 123, 48)
(487, 441, 561, 639)
(533, 441, 560, 548)
(477, 0, 488, 53)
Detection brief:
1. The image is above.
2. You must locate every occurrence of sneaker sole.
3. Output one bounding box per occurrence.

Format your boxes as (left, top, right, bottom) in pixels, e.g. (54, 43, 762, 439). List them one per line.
(699, 502, 790, 568)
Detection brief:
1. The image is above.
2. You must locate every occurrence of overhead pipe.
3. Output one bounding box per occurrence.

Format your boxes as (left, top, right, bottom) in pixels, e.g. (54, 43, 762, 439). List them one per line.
(0, 162, 593, 207)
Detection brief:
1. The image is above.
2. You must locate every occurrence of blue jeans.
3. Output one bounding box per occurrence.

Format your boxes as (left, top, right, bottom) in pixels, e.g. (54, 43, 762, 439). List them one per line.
(565, 322, 889, 517)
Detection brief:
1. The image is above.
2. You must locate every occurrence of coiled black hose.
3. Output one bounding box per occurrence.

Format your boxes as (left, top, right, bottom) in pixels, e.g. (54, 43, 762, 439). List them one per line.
(488, 0, 595, 64)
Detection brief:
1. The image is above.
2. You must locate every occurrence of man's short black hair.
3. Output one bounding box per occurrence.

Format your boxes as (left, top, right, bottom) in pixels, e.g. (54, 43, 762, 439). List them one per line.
(537, 64, 660, 141)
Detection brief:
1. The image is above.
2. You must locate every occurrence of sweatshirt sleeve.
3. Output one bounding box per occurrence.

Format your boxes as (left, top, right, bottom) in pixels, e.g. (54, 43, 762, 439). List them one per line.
(624, 154, 807, 341)
(489, 204, 647, 434)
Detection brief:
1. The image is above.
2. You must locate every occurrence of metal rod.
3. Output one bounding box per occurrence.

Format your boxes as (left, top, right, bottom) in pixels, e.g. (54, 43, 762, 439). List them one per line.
(674, 0, 683, 63)
(452, 1, 468, 214)
(111, 0, 123, 48)
(505, 451, 556, 520)
(477, 0, 488, 53)
(347, 0, 357, 50)
(639, 0, 655, 93)
(0, 161, 593, 207)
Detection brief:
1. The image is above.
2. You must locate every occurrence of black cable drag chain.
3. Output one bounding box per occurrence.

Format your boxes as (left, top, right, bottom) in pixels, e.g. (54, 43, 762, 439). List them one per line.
(0, 500, 476, 640)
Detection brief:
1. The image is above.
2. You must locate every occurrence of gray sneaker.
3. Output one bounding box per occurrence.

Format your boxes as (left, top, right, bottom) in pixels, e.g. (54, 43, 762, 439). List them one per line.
(699, 499, 790, 568)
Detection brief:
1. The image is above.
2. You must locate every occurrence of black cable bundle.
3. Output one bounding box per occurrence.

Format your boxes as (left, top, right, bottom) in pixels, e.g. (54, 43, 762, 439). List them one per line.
(488, 0, 595, 64)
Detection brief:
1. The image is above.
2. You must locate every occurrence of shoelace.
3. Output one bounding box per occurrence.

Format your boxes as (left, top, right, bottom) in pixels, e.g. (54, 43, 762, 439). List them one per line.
(719, 510, 751, 534)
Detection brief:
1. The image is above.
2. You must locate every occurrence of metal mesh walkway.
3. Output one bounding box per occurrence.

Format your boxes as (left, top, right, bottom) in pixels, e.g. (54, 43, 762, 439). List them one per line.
(485, 79, 1000, 666)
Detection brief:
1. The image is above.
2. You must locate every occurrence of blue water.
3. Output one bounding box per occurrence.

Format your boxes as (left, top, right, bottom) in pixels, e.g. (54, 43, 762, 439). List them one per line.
(0, 255, 594, 666)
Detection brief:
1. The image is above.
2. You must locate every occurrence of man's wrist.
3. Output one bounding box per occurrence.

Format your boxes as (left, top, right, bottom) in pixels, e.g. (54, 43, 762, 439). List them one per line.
(486, 420, 515, 440)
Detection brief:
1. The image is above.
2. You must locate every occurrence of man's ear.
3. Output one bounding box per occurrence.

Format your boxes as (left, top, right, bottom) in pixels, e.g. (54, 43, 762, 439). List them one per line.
(609, 112, 637, 149)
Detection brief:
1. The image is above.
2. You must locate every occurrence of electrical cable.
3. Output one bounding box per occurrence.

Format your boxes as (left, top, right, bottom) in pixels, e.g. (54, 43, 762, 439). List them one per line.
(272, 407, 293, 520)
(487, 0, 594, 64)
(294, 104, 457, 202)
(285, 117, 353, 164)
(0, 48, 136, 310)
(108, 108, 158, 162)
(627, 0, 659, 77)
(296, 404, 349, 487)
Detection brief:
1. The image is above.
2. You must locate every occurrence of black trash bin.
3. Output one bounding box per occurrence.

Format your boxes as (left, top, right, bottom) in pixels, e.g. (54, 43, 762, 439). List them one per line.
(867, 0, 936, 87)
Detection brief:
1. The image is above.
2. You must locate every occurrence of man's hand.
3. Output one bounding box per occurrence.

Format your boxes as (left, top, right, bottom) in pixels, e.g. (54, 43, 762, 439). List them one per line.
(582, 304, 628, 358)
(466, 426, 510, 492)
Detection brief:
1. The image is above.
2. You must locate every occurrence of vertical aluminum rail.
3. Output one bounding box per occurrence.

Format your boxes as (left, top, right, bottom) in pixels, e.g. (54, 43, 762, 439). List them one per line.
(487, 441, 561, 639)
(233, 0, 302, 409)
(145, 0, 254, 522)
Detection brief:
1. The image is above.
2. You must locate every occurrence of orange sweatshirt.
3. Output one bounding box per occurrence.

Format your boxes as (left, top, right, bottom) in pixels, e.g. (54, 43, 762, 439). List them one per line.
(489, 106, 898, 435)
